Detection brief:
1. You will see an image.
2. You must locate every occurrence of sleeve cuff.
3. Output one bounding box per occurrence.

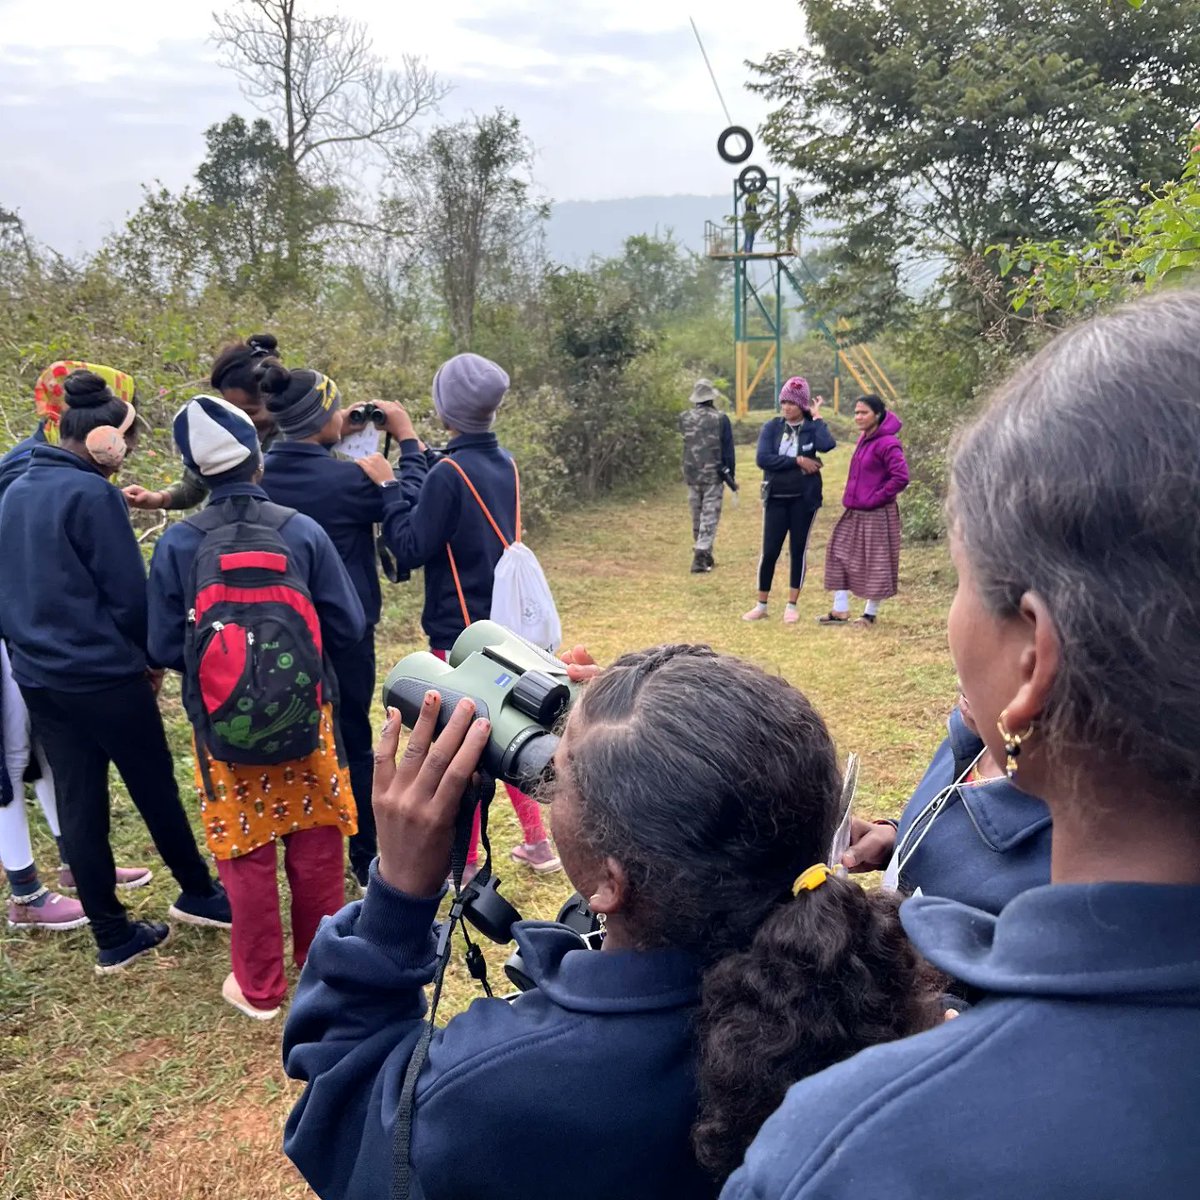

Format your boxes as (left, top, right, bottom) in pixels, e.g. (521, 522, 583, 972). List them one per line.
(355, 860, 447, 968)
(398, 438, 422, 457)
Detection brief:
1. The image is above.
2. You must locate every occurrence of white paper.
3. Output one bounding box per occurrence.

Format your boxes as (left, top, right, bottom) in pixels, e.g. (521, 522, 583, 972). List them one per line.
(336, 427, 380, 461)
(881, 851, 901, 893)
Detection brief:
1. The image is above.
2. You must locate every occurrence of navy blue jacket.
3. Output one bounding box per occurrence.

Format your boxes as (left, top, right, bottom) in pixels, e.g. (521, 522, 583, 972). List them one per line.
(723, 882, 1200, 1200)
(0, 425, 47, 506)
(262, 440, 424, 627)
(381, 433, 519, 650)
(283, 865, 713, 1200)
(0, 446, 148, 690)
(756, 416, 836, 506)
(146, 483, 367, 680)
(894, 708, 1052, 914)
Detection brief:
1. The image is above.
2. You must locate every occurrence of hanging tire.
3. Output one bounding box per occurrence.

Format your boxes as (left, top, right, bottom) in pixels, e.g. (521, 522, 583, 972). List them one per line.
(718, 125, 753, 164)
(738, 165, 767, 195)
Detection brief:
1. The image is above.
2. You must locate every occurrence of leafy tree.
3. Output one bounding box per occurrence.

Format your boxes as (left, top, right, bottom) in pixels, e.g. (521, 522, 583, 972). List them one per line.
(752, 0, 1200, 332)
(408, 109, 547, 351)
(997, 141, 1200, 316)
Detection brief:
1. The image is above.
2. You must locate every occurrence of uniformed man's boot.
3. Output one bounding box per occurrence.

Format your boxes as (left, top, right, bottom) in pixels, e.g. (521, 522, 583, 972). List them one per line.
(691, 550, 711, 574)
(704, 551, 716, 569)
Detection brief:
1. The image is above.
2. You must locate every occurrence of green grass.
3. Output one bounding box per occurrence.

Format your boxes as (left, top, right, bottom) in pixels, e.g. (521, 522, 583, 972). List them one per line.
(0, 444, 956, 1199)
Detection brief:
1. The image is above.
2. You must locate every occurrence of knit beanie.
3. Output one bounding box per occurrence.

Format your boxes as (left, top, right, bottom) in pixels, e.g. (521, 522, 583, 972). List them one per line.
(173, 395, 262, 481)
(432, 353, 510, 434)
(260, 364, 341, 440)
(690, 379, 719, 405)
(779, 376, 811, 408)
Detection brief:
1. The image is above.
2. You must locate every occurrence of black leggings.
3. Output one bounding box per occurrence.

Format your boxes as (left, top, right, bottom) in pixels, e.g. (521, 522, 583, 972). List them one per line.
(22, 676, 214, 949)
(330, 627, 377, 883)
(758, 497, 819, 593)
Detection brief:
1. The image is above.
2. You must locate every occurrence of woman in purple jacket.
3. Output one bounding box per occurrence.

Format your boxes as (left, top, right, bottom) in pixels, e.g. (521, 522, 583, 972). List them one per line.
(818, 394, 909, 627)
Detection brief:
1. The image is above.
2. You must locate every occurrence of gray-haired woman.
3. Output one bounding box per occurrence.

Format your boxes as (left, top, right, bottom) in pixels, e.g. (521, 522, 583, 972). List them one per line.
(725, 290, 1200, 1200)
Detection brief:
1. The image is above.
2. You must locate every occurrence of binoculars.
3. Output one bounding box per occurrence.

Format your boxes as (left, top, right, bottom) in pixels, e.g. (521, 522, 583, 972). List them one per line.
(346, 402, 388, 430)
(383, 621, 580, 792)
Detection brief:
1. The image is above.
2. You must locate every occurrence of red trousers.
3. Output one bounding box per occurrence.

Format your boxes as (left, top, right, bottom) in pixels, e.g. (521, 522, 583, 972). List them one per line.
(430, 648, 547, 863)
(215, 825, 345, 1011)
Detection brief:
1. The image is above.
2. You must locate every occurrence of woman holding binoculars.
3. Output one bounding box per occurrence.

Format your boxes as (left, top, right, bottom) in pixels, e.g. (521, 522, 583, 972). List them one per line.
(282, 645, 938, 1200)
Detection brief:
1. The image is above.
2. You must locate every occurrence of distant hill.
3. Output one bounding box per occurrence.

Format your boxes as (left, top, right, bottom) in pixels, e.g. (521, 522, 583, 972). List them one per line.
(544, 194, 732, 264)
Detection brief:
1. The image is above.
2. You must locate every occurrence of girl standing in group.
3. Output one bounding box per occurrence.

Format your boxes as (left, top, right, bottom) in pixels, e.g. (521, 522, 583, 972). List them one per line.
(257, 362, 425, 888)
(148, 397, 366, 1018)
(0, 371, 230, 973)
(123, 333, 282, 513)
(377, 353, 560, 877)
(818, 394, 909, 627)
(743, 377, 836, 625)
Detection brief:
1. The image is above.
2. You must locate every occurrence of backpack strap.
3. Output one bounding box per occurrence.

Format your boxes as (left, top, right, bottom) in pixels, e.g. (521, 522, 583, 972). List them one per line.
(438, 458, 521, 630)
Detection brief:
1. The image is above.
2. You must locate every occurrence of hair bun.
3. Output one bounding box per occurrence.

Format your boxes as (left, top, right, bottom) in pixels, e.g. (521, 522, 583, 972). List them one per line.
(63, 370, 115, 409)
(247, 333, 278, 357)
(257, 361, 293, 411)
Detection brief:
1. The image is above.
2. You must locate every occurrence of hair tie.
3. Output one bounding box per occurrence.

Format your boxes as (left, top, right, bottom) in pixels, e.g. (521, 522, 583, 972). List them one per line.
(793, 863, 831, 895)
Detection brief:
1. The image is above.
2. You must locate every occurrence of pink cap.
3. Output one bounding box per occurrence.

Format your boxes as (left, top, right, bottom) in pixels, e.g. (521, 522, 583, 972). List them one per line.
(779, 376, 811, 408)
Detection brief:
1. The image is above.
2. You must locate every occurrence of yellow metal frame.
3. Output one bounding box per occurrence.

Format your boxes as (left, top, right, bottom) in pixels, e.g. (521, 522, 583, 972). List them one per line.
(735, 343, 777, 417)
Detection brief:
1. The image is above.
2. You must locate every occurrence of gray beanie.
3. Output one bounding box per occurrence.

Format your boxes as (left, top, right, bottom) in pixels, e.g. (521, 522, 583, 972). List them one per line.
(432, 353, 510, 434)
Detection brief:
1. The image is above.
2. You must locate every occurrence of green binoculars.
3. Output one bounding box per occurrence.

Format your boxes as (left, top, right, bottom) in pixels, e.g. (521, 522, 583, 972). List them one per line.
(382, 622, 580, 791)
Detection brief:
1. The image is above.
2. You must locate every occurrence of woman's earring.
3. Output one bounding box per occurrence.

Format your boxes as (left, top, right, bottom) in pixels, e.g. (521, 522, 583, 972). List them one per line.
(997, 710, 1035, 780)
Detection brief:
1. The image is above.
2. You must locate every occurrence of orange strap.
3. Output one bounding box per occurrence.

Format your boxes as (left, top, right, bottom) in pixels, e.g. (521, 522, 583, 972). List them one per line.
(439, 458, 522, 629)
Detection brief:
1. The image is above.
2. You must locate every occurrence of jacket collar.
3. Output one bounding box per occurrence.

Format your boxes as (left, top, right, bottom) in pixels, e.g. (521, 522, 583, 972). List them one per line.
(957, 777, 1051, 853)
(207, 482, 271, 503)
(267, 440, 331, 457)
(903, 883, 1200, 1003)
(447, 432, 500, 453)
(512, 921, 701, 1014)
(29, 444, 104, 477)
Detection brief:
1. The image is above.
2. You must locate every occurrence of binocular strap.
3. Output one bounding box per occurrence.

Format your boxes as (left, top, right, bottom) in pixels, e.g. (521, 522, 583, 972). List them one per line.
(391, 776, 497, 1200)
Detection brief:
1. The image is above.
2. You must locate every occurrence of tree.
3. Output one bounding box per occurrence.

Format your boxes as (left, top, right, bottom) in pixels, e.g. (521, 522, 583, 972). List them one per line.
(409, 109, 547, 351)
(752, 0, 1200, 333)
(212, 0, 444, 262)
(598, 232, 726, 330)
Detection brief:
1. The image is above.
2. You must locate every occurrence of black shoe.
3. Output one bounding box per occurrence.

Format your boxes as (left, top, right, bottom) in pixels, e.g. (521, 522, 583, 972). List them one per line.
(691, 551, 711, 574)
(95, 921, 171, 975)
(704, 551, 716, 569)
(168, 882, 232, 929)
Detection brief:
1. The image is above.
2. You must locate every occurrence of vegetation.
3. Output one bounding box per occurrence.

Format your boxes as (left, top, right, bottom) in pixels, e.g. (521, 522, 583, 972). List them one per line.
(0, 445, 957, 1200)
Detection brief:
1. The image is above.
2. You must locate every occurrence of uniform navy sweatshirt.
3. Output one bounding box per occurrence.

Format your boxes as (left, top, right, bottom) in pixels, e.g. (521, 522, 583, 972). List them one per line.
(283, 864, 714, 1200)
(0, 424, 47, 506)
(261, 439, 425, 627)
(381, 432, 520, 650)
(723, 882, 1200, 1200)
(894, 707, 1051, 914)
(755, 416, 836, 505)
(146, 483, 367, 677)
(0, 445, 148, 690)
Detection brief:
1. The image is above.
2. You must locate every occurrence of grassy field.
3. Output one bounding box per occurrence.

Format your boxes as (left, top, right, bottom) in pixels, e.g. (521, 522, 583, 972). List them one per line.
(0, 444, 957, 1200)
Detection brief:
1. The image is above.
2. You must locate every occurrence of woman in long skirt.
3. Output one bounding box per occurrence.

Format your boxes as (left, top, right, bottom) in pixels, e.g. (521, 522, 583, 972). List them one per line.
(818, 394, 909, 627)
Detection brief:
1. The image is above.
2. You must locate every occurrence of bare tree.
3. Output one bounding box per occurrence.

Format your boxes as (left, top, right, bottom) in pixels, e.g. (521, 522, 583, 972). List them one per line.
(213, 0, 444, 173)
(409, 109, 547, 351)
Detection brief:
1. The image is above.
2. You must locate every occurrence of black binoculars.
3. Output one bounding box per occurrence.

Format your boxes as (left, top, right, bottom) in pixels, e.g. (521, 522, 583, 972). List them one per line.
(346, 402, 388, 429)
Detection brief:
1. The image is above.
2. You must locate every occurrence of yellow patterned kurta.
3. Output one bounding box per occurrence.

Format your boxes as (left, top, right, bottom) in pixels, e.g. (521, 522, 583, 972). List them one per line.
(193, 704, 357, 860)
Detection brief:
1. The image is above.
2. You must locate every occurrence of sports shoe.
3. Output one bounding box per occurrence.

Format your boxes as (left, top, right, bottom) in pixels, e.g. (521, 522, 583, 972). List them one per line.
(704, 551, 717, 569)
(95, 921, 171, 974)
(690, 551, 711, 574)
(742, 605, 769, 622)
(511, 840, 563, 874)
(168, 883, 232, 929)
(222, 972, 281, 1021)
(59, 864, 152, 892)
(783, 605, 800, 625)
(7, 890, 89, 931)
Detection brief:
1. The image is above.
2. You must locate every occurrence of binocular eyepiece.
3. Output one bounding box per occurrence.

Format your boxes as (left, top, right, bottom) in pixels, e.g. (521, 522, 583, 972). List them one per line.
(382, 622, 579, 793)
(347, 402, 388, 430)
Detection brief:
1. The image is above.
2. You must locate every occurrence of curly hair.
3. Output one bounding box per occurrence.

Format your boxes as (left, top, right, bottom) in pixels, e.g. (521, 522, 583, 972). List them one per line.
(553, 644, 940, 1181)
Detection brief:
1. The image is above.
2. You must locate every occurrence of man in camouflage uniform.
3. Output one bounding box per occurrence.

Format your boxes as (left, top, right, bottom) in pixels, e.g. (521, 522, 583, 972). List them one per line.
(679, 379, 735, 573)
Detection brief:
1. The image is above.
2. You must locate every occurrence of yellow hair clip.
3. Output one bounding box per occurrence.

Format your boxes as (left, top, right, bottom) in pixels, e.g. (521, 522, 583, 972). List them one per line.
(793, 863, 831, 895)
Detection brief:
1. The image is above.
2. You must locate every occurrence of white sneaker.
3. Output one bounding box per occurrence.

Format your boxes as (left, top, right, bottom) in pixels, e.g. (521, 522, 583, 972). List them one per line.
(742, 606, 769, 622)
(222, 972, 281, 1021)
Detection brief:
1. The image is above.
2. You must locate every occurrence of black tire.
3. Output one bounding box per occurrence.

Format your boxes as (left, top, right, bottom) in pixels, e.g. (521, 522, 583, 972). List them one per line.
(738, 165, 767, 195)
(718, 125, 753, 164)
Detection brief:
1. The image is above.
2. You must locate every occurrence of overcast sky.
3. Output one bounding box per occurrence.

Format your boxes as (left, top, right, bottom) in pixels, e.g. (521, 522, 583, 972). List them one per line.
(0, 0, 806, 255)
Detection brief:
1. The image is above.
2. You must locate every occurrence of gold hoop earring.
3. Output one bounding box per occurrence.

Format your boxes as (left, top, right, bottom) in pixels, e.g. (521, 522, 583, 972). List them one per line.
(997, 710, 1035, 780)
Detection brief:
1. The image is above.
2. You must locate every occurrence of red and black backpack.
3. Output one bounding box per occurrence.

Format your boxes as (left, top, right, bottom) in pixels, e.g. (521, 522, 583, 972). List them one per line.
(182, 498, 336, 783)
